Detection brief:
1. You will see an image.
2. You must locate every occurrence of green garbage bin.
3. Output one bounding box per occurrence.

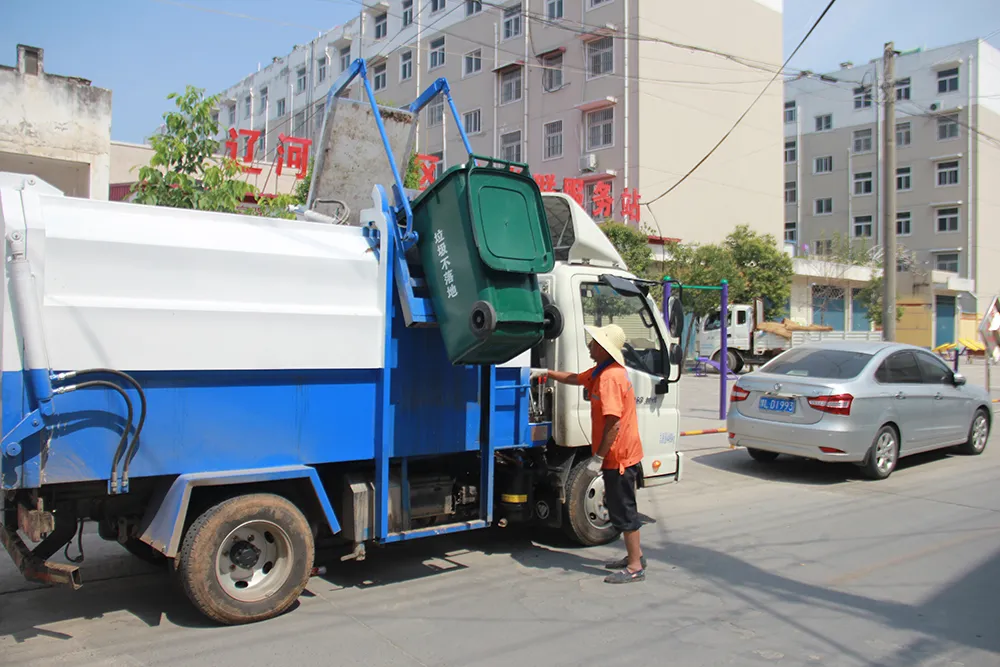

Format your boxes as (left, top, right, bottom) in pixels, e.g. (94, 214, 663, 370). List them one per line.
(409, 155, 556, 366)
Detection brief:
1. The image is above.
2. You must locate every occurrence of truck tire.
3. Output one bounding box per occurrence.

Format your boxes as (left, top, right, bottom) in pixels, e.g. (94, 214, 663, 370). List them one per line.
(562, 458, 620, 546)
(174, 493, 314, 625)
(712, 349, 743, 375)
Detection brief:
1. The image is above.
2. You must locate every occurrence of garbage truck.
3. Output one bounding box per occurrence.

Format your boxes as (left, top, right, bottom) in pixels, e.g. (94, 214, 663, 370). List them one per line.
(0, 60, 686, 625)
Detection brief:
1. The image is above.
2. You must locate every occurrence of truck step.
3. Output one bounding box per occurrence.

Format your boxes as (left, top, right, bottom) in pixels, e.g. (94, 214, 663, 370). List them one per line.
(381, 519, 487, 543)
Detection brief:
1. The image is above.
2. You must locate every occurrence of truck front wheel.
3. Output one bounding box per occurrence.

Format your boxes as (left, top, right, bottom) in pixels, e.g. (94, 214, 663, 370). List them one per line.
(174, 493, 314, 625)
(562, 458, 621, 546)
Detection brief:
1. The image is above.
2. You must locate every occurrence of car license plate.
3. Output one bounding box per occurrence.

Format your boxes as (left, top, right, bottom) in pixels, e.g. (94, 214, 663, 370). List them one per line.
(759, 397, 796, 414)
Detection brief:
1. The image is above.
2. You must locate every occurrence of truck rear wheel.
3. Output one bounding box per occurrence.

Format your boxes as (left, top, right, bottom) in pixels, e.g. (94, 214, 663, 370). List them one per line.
(174, 493, 314, 625)
(562, 458, 620, 546)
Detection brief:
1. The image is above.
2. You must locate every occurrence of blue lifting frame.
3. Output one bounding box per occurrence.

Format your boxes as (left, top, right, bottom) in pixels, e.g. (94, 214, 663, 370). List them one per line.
(335, 60, 495, 543)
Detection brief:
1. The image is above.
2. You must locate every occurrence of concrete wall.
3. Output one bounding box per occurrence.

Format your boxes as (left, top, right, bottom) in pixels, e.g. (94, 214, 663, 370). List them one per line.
(0, 45, 111, 199)
(973, 42, 1000, 316)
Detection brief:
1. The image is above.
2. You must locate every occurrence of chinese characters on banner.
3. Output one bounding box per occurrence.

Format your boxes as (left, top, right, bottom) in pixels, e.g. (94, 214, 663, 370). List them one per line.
(407, 158, 642, 223)
(224, 128, 312, 180)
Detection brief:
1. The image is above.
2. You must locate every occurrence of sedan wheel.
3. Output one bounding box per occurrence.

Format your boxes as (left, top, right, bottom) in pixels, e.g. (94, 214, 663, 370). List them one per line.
(862, 426, 898, 480)
(956, 408, 990, 456)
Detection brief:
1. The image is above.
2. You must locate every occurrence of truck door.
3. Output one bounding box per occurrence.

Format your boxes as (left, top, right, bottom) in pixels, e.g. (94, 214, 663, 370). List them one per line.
(574, 276, 679, 481)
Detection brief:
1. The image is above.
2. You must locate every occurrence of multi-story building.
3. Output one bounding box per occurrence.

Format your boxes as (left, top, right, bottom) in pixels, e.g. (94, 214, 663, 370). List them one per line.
(213, 0, 783, 246)
(784, 38, 1000, 345)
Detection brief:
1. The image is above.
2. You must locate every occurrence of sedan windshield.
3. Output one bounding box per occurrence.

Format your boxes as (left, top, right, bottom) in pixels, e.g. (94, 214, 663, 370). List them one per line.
(760, 347, 874, 380)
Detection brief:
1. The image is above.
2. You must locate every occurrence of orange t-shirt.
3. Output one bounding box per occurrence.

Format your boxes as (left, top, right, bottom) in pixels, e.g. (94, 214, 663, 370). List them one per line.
(578, 362, 643, 472)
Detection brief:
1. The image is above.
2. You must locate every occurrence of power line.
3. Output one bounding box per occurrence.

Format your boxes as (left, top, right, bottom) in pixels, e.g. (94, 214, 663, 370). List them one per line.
(148, 0, 326, 31)
(643, 0, 839, 207)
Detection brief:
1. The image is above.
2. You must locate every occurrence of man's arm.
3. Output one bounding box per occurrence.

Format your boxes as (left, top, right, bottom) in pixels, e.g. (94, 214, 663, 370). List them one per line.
(595, 415, 620, 459)
(544, 370, 581, 386)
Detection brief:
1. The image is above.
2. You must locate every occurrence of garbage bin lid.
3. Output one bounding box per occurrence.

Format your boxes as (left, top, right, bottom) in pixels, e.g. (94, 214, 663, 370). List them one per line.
(468, 169, 555, 274)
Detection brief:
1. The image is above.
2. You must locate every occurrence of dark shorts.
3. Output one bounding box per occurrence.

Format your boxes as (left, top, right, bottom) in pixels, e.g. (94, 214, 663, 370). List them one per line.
(602, 463, 643, 532)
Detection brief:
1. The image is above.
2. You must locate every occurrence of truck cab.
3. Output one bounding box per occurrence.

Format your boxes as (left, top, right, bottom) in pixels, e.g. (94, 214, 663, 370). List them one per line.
(530, 193, 684, 544)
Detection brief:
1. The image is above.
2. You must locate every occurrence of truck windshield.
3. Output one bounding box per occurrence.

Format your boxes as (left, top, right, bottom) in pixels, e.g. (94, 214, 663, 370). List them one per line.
(581, 283, 664, 376)
(760, 347, 874, 379)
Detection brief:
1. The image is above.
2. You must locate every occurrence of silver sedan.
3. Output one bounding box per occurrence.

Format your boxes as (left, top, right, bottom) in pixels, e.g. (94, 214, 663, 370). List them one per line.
(726, 341, 992, 479)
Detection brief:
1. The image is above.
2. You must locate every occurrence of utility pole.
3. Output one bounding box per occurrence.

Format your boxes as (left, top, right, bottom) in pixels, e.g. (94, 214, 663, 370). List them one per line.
(881, 42, 898, 341)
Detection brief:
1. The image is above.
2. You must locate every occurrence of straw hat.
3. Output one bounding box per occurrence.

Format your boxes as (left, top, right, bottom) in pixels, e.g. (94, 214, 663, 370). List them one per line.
(585, 324, 627, 367)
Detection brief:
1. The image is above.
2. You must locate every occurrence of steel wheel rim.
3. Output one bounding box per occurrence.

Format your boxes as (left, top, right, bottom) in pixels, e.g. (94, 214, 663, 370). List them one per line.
(584, 475, 611, 530)
(875, 431, 897, 474)
(972, 414, 989, 451)
(215, 520, 293, 603)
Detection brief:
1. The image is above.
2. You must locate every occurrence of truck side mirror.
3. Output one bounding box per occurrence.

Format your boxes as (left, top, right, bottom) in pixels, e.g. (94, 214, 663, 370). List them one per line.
(667, 296, 684, 339)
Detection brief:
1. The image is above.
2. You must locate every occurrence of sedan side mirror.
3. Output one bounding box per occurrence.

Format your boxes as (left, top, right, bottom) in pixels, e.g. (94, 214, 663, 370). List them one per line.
(953, 373, 967, 386)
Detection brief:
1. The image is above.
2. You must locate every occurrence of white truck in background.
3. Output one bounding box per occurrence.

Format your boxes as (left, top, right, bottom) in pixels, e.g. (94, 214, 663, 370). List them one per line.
(696, 298, 883, 374)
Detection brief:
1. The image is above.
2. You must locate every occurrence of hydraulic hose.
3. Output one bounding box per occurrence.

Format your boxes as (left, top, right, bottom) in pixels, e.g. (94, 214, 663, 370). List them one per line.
(52, 369, 146, 493)
(52, 379, 134, 492)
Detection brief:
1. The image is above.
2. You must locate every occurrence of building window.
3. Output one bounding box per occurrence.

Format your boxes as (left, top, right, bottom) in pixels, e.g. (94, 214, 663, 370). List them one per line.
(815, 114, 832, 132)
(542, 53, 563, 91)
(429, 151, 444, 179)
(936, 253, 960, 272)
(853, 171, 873, 196)
(895, 77, 911, 101)
(464, 49, 482, 76)
(853, 86, 872, 109)
(937, 160, 960, 186)
(938, 113, 959, 140)
(784, 140, 796, 164)
(500, 67, 522, 104)
(547, 0, 564, 19)
(586, 37, 614, 79)
(784, 221, 797, 243)
(896, 166, 911, 191)
(896, 211, 911, 236)
(784, 181, 797, 204)
(430, 37, 445, 69)
(586, 106, 614, 150)
(402, 0, 413, 26)
(374, 13, 388, 40)
(814, 155, 833, 174)
(297, 68, 307, 93)
(815, 198, 833, 215)
(465, 0, 481, 15)
(340, 47, 351, 72)
(294, 111, 306, 136)
(853, 215, 873, 238)
(936, 207, 960, 232)
(258, 133, 264, 155)
(544, 120, 563, 159)
(428, 98, 444, 127)
(584, 180, 613, 218)
(784, 101, 796, 123)
(502, 5, 522, 40)
(896, 121, 911, 147)
(244, 95, 252, 119)
(373, 63, 387, 91)
(431, 0, 446, 13)
(501, 130, 522, 163)
(259, 87, 268, 114)
(211, 110, 219, 126)
(228, 105, 236, 126)
(400, 50, 412, 80)
(589, 0, 613, 7)
(938, 67, 959, 94)
(853, 128, 873, 154)
(464, 108, 481, 134)
(276, 97, 286, 117)
(317, 57, 327, 83)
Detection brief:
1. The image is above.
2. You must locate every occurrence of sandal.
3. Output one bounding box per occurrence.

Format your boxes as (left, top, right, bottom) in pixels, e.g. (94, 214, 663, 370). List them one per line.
(604, 555, 647, 570)
(604, 567, 645, 584)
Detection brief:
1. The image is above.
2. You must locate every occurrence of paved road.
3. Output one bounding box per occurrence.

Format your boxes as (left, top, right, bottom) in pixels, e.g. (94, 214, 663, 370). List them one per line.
(3, 365, 999, 666)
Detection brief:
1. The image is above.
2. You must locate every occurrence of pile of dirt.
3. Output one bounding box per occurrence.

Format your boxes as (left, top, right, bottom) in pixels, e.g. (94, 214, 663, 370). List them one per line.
(756, 319, 834, 340)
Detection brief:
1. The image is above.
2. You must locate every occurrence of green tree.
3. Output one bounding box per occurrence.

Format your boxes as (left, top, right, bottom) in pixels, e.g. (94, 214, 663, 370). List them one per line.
(854, 273, 904, 327)
(131, 86, 256, 213)
(723, 224, 794, 321)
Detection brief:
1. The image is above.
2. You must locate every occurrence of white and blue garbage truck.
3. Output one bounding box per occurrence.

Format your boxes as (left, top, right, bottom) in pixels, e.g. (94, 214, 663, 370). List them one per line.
(0, 60, 686, 624)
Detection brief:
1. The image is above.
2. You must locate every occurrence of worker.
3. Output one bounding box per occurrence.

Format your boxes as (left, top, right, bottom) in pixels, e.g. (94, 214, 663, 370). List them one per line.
(540, 323, 646, 584)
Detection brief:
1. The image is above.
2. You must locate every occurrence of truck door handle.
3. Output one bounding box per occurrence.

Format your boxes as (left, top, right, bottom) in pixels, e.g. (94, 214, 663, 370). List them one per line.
(726, 334, 732, 338)
(935, 392, 943, 400)
(895, 392, 905, 399)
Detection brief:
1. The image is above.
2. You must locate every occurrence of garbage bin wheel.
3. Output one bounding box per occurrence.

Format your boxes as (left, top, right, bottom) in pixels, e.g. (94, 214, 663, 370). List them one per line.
(541, 293, 564, 340)
(469, 301, 498, 340)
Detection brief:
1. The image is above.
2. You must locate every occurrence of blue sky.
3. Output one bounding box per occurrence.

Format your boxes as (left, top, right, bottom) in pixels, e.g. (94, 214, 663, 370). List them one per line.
(2, 0, 998, 144)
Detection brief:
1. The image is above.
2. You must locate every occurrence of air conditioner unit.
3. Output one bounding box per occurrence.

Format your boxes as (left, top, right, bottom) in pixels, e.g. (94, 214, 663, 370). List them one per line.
(929, 100, 944, 111)
(579, 153, 597, 172)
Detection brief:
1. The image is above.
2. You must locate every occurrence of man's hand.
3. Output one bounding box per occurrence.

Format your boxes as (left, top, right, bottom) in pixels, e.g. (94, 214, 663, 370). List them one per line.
(586, 455, 604, 474)
(530, 370, 548, 381)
